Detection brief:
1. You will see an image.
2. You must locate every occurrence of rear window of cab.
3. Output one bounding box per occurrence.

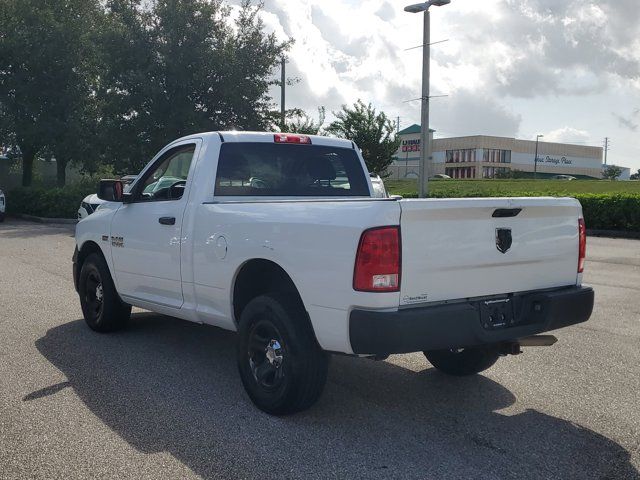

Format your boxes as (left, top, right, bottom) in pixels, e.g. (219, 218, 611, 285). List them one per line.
(214, 142, 369, 197)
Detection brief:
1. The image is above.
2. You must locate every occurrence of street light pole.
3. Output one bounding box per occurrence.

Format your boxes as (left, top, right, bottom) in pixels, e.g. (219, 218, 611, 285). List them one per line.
(534, 134, 543, 180)
(419, 10, 430, 198)
(404, 0, 450, 198)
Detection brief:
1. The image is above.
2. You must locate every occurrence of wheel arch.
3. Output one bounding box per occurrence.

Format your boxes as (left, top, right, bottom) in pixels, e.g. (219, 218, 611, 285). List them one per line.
(231, 258, 314, 335)
(74, 240, 109, 291)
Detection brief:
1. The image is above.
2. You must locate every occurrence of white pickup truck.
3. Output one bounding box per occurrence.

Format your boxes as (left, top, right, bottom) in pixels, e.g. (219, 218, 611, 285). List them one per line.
(73, 131, 594, 415)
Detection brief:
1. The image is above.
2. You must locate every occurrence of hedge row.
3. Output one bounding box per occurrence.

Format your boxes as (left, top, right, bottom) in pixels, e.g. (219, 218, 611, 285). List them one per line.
(575, 194, 640, 232)
(6, 182, 96, 219)
(400, 192, 640, 232)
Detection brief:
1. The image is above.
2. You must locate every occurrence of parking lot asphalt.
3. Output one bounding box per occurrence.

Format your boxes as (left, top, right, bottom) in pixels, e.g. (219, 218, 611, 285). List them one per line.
(0, 218, 639, 480)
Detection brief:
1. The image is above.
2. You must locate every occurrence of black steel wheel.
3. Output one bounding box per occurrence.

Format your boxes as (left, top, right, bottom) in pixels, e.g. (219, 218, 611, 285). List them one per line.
(79, 253, 131, 332)
(82, 265, 104, 322)
(424, 346, 500, 376)
(237, 293, 328, 415)
(247, 319, 286, 391)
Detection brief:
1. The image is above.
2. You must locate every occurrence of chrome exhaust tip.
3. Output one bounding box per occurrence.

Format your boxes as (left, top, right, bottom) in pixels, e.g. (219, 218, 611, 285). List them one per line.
(518, 335, 558, 347)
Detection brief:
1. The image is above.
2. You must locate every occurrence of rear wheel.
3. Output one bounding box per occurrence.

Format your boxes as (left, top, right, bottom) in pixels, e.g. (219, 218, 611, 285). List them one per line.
(424, 346, 500, 376)
(79, 253, 131, 332)
(237, 293, 329, 415)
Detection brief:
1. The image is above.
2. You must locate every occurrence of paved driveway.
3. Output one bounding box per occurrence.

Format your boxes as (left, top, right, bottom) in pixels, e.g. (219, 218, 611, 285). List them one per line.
(0, 219, 638, 479)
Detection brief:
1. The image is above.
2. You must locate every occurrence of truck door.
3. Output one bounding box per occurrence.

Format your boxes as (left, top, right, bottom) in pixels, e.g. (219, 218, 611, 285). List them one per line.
(109, 140, 200, 309)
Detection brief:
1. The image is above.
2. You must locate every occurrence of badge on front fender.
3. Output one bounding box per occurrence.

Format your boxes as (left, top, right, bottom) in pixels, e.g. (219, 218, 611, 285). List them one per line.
(111, 236, 124, 248)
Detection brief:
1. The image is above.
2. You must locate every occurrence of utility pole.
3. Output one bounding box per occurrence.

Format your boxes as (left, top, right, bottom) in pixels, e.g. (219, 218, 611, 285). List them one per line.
(603, 137, 609, 165)
(280, 57, 286, 131)
(397, 116, 400, 134)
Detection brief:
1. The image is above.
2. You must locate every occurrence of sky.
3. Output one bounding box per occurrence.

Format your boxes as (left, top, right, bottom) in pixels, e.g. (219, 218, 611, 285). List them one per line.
(244, 0, 640, 172)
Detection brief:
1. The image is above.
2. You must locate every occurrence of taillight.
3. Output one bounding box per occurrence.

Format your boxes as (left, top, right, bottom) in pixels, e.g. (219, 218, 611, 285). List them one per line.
(578, 218, 586, 273)
(353, 227, 401, 292)
(274, 133, 312, 144)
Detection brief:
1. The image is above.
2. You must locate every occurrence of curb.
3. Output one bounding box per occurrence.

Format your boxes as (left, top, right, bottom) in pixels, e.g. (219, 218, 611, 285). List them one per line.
(11, 213, 77, 225)
(587, 229, 640, 240)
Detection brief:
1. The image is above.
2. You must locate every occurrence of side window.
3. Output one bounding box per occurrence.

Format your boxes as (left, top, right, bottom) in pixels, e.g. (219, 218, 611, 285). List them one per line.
(136, 145, 195, 202)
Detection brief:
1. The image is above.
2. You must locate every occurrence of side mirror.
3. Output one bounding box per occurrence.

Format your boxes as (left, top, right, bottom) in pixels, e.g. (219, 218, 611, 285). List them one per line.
(98, 179, 124, 202)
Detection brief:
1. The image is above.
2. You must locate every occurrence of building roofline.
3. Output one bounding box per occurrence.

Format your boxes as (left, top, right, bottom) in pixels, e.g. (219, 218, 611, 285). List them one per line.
(430, 134, 602, 150)
(397, 124, 436, 135)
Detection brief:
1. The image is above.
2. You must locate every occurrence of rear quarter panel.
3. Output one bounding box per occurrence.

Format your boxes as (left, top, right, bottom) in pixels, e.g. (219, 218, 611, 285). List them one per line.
(188, 199, 401, 353)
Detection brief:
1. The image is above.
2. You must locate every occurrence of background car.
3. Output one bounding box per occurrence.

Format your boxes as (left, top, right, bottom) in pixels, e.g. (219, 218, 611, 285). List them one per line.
(77, 175, 137, 220)
(430, 174, 452, 179)
(77, 193, 105, 219)
(120, 175, 138, 186)
(0, 188, 5, 222)
(369, 173, 388, 198)
(551, 174, 576, 180)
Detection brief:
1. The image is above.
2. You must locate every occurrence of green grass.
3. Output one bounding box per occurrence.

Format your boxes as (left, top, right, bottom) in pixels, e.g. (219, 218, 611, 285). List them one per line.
(385, 179, 640, 198)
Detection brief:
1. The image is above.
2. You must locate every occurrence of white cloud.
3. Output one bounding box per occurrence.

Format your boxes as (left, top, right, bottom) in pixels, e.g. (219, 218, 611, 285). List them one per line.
(431, 89, 522, 138)
(253, 0, 640, 170)
(543, 126, 591, 143)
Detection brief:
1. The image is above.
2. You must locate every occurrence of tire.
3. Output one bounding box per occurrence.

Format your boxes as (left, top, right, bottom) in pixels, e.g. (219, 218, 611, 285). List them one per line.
(0, 212, 5, 223)
(237, 293, 329, 415)
(79, 253, 131, 332)
(424, 346, 500, 376)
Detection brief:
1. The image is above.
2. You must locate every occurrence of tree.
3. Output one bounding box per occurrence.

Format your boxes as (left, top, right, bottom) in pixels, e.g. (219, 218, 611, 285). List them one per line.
(0, 0, 102, 186)
(0, 0, 48, 186)
(602, 165, 623, 180)
(47, 2, 103, 186)
(97, 0, 289, 174)
(282, 107, 325, 135)
(325, 100, 400, 176)
(630, 169, 640, 180)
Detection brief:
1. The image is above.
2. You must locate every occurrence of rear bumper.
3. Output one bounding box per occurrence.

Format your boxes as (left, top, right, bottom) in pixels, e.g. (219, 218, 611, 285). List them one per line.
(349, 285, 594, 355)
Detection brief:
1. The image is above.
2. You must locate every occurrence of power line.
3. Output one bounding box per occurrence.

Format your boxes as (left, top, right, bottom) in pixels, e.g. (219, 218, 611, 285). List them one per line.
(402, 94, 448, 103)
(404, 39, 449, 50)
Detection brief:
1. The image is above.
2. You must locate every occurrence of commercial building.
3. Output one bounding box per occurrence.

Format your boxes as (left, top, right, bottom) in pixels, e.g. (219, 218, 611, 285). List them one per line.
(389, 124, 619, 180)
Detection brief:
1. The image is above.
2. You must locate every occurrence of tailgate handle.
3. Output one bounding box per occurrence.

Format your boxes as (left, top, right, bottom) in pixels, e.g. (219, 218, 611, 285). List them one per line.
(492, 208, 522, 218)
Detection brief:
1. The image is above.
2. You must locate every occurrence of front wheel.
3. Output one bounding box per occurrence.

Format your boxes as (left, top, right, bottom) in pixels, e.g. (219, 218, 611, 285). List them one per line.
(79, 253, 131, 332)
(424, 346, 500, 376)
(237, 293, 329, 415)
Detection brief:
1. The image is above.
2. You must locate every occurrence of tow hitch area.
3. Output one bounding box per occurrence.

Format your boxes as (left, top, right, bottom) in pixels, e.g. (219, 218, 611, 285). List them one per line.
(519, 335, 558, 347)
(499, 335, 558, 356)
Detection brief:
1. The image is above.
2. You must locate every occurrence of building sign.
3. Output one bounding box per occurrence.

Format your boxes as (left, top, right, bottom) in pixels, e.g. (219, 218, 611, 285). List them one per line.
(401, 139, 421, 152)
(536, 155, 573, 165)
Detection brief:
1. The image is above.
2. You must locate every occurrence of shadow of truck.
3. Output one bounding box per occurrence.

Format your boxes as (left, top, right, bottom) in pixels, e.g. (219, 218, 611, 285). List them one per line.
(31, 313, 639, 480)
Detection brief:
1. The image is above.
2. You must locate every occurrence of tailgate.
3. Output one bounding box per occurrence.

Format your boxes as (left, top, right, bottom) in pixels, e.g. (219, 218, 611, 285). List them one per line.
(399, 197, 581, 306)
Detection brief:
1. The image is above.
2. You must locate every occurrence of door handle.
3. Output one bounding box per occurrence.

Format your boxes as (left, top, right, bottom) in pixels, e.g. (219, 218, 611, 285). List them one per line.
(159, 216, 176, 225)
